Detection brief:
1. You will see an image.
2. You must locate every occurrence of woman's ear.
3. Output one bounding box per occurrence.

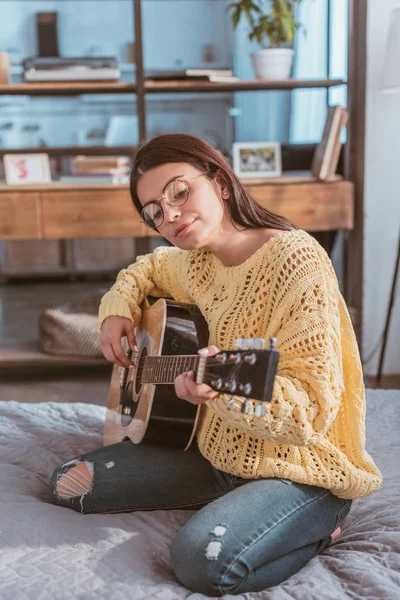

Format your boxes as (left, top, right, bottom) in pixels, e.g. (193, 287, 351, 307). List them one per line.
(214, 170, 230, 199)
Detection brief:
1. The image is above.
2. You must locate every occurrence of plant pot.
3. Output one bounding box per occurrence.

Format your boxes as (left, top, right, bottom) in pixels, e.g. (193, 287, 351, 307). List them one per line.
(251, 48, 295, 80)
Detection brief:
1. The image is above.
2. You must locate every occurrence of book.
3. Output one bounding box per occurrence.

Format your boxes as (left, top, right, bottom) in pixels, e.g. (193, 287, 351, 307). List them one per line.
(205, 75, 240, 83)
(23, 56, 120, 82)
(69, 169, 130, 177)
(59, 174, 129, 184)
(146, 68, 235, 82)
(325, 110, 348, 179)
(72, 155, 131, 173)
(311, 106, 348, 181)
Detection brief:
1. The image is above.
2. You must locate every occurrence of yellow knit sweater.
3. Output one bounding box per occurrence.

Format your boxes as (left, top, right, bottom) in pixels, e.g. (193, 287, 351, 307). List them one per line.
(98, 229, 383, 499)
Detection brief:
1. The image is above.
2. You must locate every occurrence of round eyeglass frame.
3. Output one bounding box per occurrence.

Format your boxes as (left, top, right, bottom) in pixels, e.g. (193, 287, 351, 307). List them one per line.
(139, 172, 205, 229)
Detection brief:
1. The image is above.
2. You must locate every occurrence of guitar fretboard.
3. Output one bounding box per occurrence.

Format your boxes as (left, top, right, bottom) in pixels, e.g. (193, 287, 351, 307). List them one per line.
(141, 355, 200, 384)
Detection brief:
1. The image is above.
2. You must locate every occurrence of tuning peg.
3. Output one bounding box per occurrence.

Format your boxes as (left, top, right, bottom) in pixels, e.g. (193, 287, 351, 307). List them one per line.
(240, 400, 251, 414)
(243, 383, 252, 395)
(268, 337, 277, 350)
(228, 352, 242, 363)
(227, 381, 236, 393)
(234, 338, 250, 350)
(250, 337, 266, 349)
(227, 396, 236, 410)
(234, 337, 266, 350)
(254, 403, 267, 417)
(243, 352, 257, 365)
(213, 378, 224, 390)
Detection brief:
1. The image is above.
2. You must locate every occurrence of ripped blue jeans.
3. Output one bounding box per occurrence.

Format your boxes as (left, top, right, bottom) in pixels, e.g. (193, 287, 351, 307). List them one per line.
(49, 439, 352, 596)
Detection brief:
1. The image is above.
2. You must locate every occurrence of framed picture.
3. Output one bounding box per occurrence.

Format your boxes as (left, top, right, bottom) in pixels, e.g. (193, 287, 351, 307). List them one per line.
(232, 142, 282, 179)
(3, 153, 51, 185)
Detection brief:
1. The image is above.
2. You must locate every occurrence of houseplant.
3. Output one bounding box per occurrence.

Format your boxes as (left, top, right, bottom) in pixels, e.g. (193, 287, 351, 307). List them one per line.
(228, 0, 304, 80)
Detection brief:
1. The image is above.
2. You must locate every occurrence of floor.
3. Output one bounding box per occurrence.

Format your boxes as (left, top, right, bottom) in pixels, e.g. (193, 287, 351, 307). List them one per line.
(0, 280, 398, 407)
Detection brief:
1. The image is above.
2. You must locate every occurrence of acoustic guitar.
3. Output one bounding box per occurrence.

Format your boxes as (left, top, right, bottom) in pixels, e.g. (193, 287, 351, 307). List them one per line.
(104, 296, 279, 450)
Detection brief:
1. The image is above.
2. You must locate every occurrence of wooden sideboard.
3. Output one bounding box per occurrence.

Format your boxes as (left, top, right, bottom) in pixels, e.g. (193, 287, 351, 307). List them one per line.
(0, 176, 354, 241)
(0, 176, 354, 368)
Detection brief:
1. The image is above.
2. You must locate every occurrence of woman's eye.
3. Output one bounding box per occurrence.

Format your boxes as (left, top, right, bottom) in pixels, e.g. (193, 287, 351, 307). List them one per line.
(174, 190, 186, 200)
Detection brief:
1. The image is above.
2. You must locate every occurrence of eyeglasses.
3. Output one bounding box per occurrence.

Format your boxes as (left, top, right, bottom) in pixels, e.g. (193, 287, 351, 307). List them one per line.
(140, 173, 205, 229)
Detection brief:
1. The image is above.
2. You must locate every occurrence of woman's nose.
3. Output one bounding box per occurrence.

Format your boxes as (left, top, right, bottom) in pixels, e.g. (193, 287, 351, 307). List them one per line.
(162, 199, 182, 222)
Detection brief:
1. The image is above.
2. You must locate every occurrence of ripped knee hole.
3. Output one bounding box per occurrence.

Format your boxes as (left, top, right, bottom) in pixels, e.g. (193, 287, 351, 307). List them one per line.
(55, 460, 94, 499)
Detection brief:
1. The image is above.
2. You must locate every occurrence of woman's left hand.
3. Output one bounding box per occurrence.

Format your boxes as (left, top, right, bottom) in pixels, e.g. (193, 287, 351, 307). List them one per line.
(174, 345, 220, 405)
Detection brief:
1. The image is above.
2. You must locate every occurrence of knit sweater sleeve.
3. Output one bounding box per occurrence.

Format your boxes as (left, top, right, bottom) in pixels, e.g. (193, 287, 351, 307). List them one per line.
(206, 239, 345, 446)
(98, 245, 190, 331)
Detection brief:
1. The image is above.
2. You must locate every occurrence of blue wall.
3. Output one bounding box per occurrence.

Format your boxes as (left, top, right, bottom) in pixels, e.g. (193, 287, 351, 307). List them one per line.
(0, 0, 345, 153)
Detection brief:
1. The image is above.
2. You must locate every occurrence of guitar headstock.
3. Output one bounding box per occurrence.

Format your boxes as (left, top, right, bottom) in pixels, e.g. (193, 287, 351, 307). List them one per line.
(198, 337, 279, 416)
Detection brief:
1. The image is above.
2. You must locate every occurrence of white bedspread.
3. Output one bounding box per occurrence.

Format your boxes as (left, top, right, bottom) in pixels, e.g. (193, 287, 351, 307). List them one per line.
(0, 389, 399, 600)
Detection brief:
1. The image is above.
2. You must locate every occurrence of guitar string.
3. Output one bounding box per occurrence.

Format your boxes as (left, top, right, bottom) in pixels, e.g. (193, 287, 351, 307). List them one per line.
(122, 366, 249, 389)
(127, 356, 248, 368)
(121, 354, 258, 389)
(130, 358, 246, 376)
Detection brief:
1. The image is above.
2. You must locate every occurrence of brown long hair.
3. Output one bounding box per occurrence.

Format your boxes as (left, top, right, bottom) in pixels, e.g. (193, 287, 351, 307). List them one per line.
(129, 133, 297, 231)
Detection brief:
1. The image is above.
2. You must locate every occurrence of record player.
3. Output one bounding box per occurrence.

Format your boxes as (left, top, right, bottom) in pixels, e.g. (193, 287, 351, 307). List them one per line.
(23, 57, 120, 82)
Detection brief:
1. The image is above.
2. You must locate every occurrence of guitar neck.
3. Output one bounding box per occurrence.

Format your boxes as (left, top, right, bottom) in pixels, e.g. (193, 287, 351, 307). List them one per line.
(141, 354, 200, 384)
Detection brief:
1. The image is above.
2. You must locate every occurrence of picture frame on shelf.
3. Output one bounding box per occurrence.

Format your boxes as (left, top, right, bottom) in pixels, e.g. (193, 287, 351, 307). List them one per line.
(3, 153, 51, 185)
(232, 141, 282, 179)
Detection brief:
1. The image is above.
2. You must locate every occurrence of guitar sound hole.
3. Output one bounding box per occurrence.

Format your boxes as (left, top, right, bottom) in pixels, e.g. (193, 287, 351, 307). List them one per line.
(120, 379, 138, 426)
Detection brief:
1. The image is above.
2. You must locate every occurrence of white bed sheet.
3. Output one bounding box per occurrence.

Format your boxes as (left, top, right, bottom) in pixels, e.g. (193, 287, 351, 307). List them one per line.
(0, 389, 399, 600)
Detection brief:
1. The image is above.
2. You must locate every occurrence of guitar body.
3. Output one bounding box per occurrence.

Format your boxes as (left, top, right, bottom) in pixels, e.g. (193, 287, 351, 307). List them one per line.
(104, 297, 210, 450)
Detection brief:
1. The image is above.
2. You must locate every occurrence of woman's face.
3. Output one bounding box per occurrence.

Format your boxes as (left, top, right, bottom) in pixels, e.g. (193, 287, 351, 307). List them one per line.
(136, 162, 232, 251)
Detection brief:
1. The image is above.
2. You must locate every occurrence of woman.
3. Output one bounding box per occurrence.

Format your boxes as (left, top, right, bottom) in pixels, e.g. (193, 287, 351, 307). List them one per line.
(49, 134, 382, 596)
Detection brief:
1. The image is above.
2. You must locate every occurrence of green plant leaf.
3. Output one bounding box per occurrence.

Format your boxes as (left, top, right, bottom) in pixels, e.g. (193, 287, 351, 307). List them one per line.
(231, 7, 242, 28)
(228, 0, 306, 46)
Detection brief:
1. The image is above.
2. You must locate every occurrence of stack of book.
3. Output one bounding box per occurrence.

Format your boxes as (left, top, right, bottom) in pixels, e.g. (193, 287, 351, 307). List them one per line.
(60, 155, 131, 184)
(146, 68, 239, 83)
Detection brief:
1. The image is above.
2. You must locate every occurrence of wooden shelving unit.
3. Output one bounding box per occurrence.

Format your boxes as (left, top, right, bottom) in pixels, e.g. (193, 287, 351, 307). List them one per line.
(0, 0, 366, 345)
(0, 176, 354, 242)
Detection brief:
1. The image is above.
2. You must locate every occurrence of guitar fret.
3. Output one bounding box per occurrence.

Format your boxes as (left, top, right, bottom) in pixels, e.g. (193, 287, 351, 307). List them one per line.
(143, 354, 199, 384)
(174, 356, 179, 380)
(164, 355, 168, 384)
(178, 356, 182, 379)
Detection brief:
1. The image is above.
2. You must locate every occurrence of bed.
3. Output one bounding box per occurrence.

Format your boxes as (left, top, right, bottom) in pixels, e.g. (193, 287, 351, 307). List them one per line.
(0, 388, 399, 600)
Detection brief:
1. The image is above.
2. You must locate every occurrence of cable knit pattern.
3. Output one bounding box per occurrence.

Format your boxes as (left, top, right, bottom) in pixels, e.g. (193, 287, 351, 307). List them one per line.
(99, 230, 383, 499)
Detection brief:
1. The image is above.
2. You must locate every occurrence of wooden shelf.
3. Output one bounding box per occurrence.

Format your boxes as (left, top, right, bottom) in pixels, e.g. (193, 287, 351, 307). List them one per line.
(0, 182, 128, 192)
(0, 172, 340, 192)
(0, 339, 107, 368)
(0, 78, 345, 97)
(0, 145, 136, 157)
(0, 81, 137, 96)
(238, 171, 342, 185)
(144, 78, 345, 94)
(0, 177, 354, 240)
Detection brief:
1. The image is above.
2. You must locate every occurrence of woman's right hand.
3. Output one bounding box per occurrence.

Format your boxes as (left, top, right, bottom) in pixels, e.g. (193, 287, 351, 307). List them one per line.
(100, 316, 138, 368)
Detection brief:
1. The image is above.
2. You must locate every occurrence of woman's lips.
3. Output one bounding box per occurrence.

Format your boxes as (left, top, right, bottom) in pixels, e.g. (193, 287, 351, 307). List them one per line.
(175, 220, 196, 238)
